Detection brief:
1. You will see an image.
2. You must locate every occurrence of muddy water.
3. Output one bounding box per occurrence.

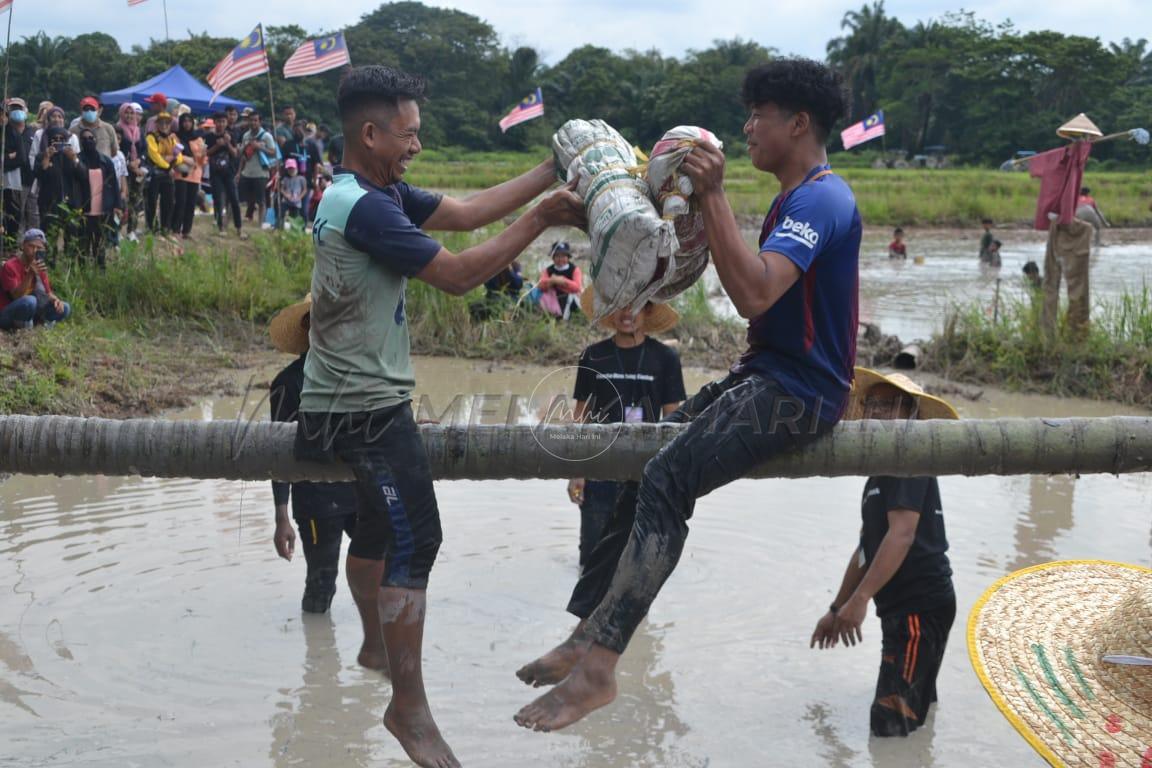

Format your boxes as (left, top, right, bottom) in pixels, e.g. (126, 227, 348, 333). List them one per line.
(715, 228, 1152, 342)
(2, 357, 1150, 768)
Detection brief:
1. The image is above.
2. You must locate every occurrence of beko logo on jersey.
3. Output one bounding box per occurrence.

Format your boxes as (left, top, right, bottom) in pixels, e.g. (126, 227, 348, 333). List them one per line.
(776, 216, 820, 248)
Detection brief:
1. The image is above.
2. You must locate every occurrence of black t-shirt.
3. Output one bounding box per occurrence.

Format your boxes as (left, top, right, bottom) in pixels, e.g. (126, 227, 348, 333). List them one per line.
(203, 132, 236, 175)
(269, 354, 358, 518)
(859, 476, 954, 617)
(573, 337, 686, 424)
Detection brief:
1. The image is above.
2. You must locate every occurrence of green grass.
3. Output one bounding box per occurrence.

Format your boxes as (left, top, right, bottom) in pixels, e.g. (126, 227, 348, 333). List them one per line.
(925, 288, 1152, 404)
(50, 231, 314, 321)
(0, 231, 313, 416)
(408, 150, 1152, 228)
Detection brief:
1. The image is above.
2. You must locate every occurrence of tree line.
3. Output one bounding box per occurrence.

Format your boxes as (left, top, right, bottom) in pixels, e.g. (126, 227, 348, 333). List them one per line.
(7, 0, 1151, 165)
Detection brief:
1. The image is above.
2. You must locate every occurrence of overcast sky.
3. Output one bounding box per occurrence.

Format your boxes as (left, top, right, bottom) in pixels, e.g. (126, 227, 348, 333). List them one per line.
(17, 0, 1150, 66)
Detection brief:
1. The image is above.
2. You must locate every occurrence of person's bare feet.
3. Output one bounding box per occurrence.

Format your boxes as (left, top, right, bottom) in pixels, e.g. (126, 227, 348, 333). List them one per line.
(358, 644, 390, 677)
(513, 645, 619, 732)
(515, 628, 591, 687)
(384, 701, 461, 768)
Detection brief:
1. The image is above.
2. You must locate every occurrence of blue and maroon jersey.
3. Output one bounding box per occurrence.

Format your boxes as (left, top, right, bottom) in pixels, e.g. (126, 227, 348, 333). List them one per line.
(731, 164, 861, 423)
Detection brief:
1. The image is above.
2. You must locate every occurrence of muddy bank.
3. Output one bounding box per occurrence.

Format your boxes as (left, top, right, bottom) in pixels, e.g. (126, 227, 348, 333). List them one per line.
(0, 319, 279, 419)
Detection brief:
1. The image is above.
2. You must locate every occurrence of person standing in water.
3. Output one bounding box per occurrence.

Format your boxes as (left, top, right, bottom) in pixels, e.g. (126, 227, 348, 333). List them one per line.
(810, 368, 957, 737)
(293, 64, 583, 767)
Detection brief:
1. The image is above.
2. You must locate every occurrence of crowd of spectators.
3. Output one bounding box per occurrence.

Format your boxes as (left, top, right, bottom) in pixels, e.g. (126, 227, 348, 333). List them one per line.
(0, 96, 338, 262)
(0, 96, 339, 332)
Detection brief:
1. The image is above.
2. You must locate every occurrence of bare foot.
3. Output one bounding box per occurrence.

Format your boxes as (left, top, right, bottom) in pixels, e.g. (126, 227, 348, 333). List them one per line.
(358, 645, 390, 677)
(384, 702, 461, 768)
(515, 633, 591, 687)
(513, 657, 618, 732)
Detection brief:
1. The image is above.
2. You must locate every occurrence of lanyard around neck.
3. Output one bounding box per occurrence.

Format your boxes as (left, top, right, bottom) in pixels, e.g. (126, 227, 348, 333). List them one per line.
(760, 165, 834, 243)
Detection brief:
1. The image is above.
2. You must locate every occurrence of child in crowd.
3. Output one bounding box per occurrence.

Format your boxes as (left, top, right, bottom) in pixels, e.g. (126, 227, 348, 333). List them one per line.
(278, 159, 306, 225)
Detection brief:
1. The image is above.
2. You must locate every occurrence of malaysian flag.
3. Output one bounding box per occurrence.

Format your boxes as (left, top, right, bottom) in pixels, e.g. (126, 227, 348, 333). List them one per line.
(840, 111, 885, 150)
(127, 0, 148, 6)
(207, 25, 270, 104)
(0, 0, 12, 12)
(498, 88, 544, 133)
(283, 32, 351, 78)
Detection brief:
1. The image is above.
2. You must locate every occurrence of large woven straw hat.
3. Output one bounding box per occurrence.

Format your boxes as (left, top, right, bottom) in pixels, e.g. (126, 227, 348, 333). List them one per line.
(843, 367, 959, 420)
(580, 287, 679, 335)
(1057, 113, 1103, 140)
(268, 294, 311, 355)
(968, 561, 1152, 767)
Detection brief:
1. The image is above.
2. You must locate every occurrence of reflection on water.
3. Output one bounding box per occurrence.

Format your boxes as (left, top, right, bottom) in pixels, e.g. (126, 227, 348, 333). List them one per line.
(269, 614, 383, 768)
(804, 702, 858, 767)
(1007, 475, 1076, 572)
(560, 620, 694, 768)
(0, 356, 1149, 767)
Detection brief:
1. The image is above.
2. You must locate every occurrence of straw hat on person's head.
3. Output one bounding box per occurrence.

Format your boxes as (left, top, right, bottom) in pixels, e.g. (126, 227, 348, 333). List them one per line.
(1057, 112, 1103, 140)
(268, 294, 312, 355)
(968, 560, 1152, 767)
(579, 287, 679, 335)
(843, 367, 959, 420)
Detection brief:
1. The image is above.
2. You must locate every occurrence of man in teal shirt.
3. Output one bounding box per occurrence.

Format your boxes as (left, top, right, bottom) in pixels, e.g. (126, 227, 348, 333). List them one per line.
(295, 64, 582, 768)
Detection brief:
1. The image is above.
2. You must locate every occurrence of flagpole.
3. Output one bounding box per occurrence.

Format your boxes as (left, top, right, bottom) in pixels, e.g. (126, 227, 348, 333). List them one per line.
(162, 0, 171, 65)
(0, 0, 13, 239)
(261, 24, 278, 228)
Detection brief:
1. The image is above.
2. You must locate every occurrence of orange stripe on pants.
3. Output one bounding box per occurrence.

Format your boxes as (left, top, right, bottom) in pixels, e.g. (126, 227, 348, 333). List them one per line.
(903, 614, 921, 683)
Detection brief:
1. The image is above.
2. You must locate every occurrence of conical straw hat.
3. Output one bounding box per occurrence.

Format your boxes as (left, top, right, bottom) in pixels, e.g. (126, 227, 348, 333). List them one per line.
(579, 286, 679, 335)
(842, 367, 959, 421)
(968, 561, 1152, 767)
(1057, 113, 1103, 140)
(268, 294, 311, 355)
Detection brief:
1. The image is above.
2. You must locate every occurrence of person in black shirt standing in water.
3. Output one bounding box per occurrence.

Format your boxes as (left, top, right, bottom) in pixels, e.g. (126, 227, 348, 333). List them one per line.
(267, 295, 363, 619)
(517, 288, 685, 687)
(810, 368, 957, 737)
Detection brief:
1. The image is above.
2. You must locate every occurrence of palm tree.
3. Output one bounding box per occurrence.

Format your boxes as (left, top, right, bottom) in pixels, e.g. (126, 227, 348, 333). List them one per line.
(826, 1, 906, 119)
(1109, 38, 1152, 86)
(9, 33, 74, 103)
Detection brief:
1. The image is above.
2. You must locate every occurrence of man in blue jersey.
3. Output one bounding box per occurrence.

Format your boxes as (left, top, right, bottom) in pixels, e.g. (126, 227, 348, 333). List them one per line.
(294, 65, 583, 768)
(515, 58, 861, 732)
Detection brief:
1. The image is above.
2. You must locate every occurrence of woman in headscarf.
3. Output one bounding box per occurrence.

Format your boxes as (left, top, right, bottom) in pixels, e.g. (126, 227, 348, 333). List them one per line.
(71, 125, 122, 268)
(32, 121, 79, 255)
(170, 112, 205, 238)
(117, 103, 146, 242)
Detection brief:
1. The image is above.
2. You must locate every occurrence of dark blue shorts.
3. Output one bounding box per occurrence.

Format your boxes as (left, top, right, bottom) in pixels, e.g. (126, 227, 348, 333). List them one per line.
(295, 402, 442, 589)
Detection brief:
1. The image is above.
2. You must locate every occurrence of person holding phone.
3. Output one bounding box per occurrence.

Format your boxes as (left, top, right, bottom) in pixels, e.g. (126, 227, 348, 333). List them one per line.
(33, 120, 79, 252)
(0, 228, 70, 329)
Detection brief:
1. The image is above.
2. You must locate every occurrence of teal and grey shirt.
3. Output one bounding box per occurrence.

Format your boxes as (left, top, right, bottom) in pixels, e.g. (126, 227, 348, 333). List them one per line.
(300, 170, 443, 414)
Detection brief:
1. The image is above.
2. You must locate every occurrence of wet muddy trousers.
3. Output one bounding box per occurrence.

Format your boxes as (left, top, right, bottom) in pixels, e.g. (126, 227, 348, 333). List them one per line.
(582, 373, 837, 652)
(295, 512, 356, 613)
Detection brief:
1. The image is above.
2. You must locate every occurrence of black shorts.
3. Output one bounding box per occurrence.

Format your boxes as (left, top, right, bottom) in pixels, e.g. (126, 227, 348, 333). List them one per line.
(238, 176, 266, 205)
(871, 599, 956, 736)
(295, 402, 442, 589)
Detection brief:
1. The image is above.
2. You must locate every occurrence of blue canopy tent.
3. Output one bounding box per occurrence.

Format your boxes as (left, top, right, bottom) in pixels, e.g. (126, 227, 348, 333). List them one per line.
(100, 65, 252, 114)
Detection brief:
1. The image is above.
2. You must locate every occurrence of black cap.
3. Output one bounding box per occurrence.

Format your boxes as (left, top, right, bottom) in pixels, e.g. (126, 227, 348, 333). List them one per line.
(550, 241, 571, 256)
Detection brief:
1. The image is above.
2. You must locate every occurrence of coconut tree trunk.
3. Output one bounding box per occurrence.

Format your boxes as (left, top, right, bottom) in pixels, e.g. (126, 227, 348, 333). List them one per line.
(3, 415, 1152, 482)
